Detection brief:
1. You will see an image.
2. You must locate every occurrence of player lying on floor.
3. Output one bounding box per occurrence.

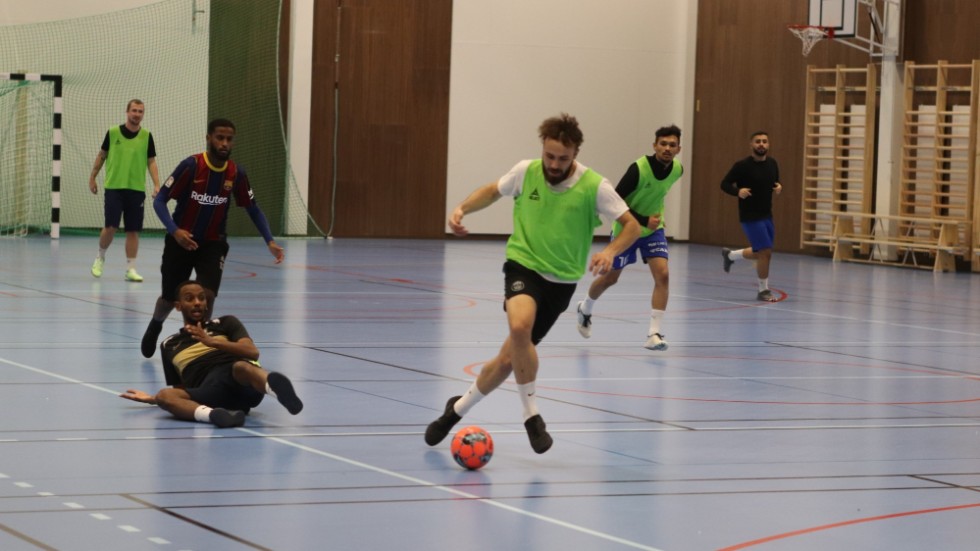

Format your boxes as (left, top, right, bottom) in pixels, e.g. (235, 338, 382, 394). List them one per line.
(120, 280, 303, 427)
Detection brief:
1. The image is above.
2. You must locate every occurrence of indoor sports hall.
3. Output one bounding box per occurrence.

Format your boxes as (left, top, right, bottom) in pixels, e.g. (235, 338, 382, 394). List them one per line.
(2, 1, 980, 550)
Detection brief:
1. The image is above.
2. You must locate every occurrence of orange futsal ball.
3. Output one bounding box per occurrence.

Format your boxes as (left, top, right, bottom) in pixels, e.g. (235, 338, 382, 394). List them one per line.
(450, 426, 494, 470)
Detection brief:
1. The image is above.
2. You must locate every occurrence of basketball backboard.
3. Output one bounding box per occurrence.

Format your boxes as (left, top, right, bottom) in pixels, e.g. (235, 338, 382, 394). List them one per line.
(809, 0, 858, 38)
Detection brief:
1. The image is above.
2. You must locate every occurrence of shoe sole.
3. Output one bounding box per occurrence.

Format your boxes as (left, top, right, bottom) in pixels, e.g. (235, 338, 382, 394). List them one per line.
(141, 320, 163, 358)
(268, 372, 303, 414)
(644, 342, 669, 351)
(210, 408, 246, 428)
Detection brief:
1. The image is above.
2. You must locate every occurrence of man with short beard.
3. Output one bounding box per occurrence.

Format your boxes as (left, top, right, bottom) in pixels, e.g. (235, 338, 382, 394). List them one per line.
(720, 130, 783, 302)
(424, 113, 641, 454)
(139, 119, 285, 358)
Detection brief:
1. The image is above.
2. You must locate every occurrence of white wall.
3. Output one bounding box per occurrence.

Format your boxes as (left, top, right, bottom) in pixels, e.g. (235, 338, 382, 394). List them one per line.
(446, 0, 697, 239)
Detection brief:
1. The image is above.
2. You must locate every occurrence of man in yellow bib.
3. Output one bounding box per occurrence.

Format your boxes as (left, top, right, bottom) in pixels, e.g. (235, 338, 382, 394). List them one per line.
(424, 114, 640, 454)
(88, 99, 161, 282)
(575, 125, 683, 350)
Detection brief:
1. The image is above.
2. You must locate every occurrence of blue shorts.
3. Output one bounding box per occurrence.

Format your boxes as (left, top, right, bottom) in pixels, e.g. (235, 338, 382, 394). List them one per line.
(104, 189, 145, 231)
(741, 218, 775, 252)
(611, 228, 668, 271)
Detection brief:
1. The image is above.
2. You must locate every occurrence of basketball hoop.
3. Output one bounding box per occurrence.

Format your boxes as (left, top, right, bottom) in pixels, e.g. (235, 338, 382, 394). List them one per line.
(788, 25, 833, 57)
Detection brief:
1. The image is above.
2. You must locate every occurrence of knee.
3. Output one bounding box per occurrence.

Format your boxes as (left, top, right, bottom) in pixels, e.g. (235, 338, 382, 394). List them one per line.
(155, 388, 180, 410)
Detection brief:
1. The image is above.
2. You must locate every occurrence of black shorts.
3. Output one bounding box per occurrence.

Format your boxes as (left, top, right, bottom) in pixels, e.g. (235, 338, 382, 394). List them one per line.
(104, 189, 145, 231)
(161, 234, 230, 301)
(185, 363, 264, 412)
(502, 260, 576, 345)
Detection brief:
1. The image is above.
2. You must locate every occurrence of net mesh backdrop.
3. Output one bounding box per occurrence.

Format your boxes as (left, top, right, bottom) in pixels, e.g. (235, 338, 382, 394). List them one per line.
(0, 0, 322, 237)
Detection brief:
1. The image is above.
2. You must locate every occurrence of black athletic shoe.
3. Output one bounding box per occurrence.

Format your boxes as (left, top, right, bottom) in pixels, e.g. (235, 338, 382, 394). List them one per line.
(722, 248, 734, 273)
(141, 319, 164, 358)
(424, 396, 462, 446)
(209, 408, 246, 428)
(268, 372, 304, 415)
(524, 414, 553, 454)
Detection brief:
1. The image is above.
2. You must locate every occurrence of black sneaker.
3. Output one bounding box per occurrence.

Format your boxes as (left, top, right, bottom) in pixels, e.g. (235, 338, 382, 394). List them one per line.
(209, 408, 246, 428)
(757, 289, 776, 302)
(722, 248, 734, 273)
(424, 396, 462, 446)
(524, 414, 553, 454)
(141, 319, 164, 358)
(268, 372, 303, 414)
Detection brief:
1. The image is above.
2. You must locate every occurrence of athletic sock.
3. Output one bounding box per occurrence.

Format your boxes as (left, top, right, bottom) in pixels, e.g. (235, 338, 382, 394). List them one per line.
(126, 258, 137, 270)
(453, 382, 484, 417)
(98, 248, 107, 260)
(193, 405, 213, 423)
(759, 278, 769, 292)
(729, 248, 745, 261)
(649, 309, 665, 336)
(516, 381, 539, 421)
(581, 296, 596, 315)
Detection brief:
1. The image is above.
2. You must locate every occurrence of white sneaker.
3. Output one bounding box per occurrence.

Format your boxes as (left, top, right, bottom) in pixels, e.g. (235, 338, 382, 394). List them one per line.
(125, 269, 144, 282)
(91, 258, 104, 278)
(644, 332, 668, 351)
(575, 301, 591, 338)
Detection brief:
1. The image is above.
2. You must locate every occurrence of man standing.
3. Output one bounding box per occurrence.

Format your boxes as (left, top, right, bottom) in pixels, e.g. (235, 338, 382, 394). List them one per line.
(140, 118, 284, 358)
(89, 99, 161, 282)
(575, 124, 683, 350)
(424, 113, 640, 454)
(121, 280, 302, 427)
(720, 131, 782, 302)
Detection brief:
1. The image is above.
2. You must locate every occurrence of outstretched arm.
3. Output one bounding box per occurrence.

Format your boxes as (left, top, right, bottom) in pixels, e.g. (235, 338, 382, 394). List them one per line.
(448, 181, 502, 236)
(120, 389, 157, 405)
(589, 213, 641, 276)
(245, 205, 284, 263)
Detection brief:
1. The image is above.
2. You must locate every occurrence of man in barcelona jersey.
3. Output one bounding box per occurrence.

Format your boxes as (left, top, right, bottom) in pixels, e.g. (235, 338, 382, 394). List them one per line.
(140, 119, 284, 358)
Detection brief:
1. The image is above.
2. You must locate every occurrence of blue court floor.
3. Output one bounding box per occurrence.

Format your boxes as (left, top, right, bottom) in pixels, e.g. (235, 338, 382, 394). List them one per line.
(1, 235, 979, 550)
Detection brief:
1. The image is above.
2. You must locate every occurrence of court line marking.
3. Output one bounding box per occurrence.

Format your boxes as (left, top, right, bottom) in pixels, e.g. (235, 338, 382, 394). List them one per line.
(235, 427, 664, 551)
(0, 354, 662, 551)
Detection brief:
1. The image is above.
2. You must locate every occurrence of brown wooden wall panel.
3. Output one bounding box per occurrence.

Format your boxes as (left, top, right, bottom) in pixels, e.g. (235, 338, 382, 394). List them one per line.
(307, 0, 451, 238)
(690, 0, 868, 251)
(902, 0, 980, 64)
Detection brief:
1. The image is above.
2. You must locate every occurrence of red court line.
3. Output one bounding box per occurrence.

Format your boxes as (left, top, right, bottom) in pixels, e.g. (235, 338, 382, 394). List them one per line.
(717, 501, 980, 550)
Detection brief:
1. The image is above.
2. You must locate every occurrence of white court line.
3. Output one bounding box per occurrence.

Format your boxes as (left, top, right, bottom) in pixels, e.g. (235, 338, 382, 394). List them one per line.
(0, 354, 663, 551)
(236, 428, 664, 551)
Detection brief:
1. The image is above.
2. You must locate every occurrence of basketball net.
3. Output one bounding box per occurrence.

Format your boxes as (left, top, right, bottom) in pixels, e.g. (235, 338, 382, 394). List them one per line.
(788, 25, 831, 57)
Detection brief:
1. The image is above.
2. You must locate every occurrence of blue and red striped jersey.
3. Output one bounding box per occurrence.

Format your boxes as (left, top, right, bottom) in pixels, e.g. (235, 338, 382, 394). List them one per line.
(162, 153, 257, 241)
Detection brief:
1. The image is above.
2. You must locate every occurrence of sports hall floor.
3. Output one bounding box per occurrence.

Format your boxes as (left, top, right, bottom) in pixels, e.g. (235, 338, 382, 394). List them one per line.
(1, 235, 979, 550)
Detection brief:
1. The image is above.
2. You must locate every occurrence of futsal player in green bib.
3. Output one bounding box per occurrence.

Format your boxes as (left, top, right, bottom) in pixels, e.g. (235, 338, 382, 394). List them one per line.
(424, 113, 641, 454)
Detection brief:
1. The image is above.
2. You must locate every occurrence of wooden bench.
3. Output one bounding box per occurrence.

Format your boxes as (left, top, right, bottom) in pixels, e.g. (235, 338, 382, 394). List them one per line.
(811, 210, 971, 272)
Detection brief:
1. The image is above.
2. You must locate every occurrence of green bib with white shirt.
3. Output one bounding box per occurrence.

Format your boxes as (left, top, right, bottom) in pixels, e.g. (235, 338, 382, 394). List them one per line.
(506, 160, 602, 281)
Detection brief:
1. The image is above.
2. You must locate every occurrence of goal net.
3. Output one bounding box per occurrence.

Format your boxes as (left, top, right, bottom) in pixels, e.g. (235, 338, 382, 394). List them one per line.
(0, 0, 323, 238)
(0, 76, 55, 237)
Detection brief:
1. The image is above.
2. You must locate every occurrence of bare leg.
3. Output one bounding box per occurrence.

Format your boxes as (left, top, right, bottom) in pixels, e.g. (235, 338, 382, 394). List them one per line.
(98, 227, 116, 250)
(587, 268, 623, 301)
(125, 231, 139, 260)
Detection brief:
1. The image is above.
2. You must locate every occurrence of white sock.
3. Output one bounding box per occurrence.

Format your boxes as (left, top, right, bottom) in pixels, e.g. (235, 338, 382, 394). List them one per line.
(127, 258, 137, 270)
(759, 278, 769, 292)
(453, 382, 484, 417)
(649, 309, 665, 336)
(580, 296, 596, 315)
(265, 381, 276, 397)
(97, 248, 107, 260)
(729, 248, 745, 261)
(193, 405, 213, 423)
(516, 381, 539, 421)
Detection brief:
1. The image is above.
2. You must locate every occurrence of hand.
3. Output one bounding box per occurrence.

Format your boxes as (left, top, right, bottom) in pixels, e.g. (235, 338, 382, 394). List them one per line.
(152, 185, 160, 199)
(120, 389, 156, 404)
(268, 241, 284, 264)
(588, 251, 614, 276)
(646, 214, 661, 230)
(773, 182, 782, 196)
(183, 322, 215, 346)
(738, 188, 752, 199)
(447, 207, 468, 237)
(174, 229, 198, 251)
(89, 180, 98, 195)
